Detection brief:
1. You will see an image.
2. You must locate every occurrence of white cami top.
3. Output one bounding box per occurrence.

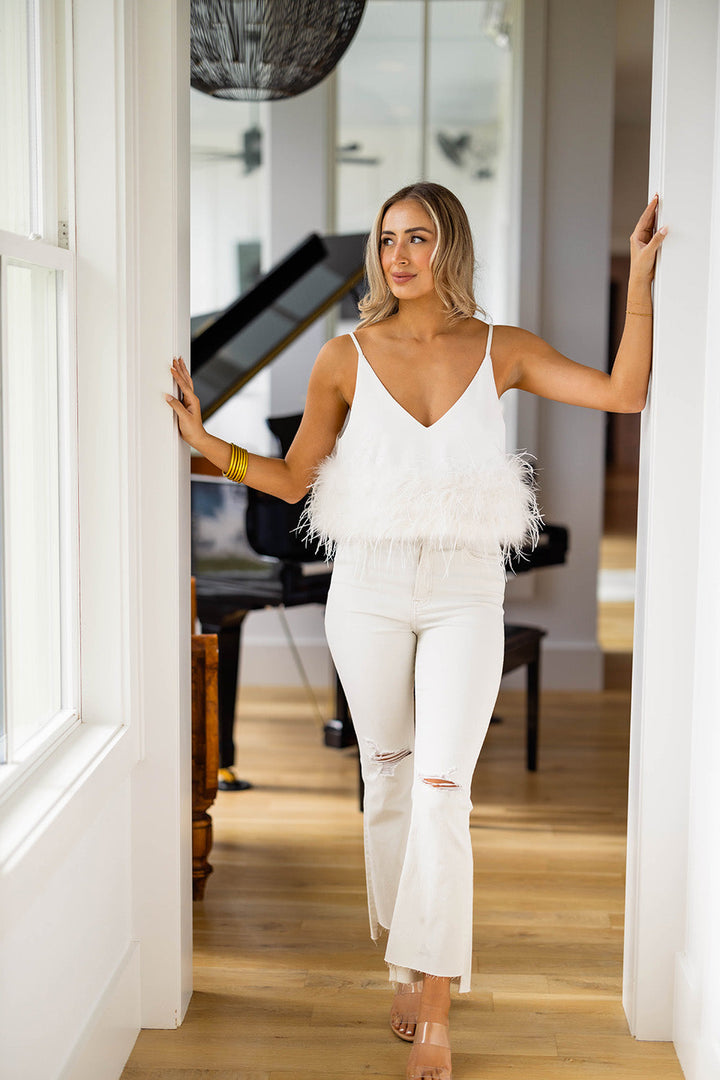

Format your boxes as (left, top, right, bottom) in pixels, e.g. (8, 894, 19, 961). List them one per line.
(301, 324, 541, 558)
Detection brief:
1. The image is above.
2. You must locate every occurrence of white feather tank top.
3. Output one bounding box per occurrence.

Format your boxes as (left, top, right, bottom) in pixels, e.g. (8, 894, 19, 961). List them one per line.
(302, 324, 541, 559)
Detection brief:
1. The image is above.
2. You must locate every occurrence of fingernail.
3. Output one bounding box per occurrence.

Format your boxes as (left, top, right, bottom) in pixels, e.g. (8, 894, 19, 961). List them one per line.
(660, 226, 668, 235)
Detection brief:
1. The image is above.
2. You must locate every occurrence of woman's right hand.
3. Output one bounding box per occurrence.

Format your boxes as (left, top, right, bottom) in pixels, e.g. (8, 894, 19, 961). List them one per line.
(166, 356, 206, 449)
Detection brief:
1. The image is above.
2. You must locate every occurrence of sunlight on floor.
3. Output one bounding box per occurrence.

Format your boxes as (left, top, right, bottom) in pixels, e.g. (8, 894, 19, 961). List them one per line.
(598, 535, 636, 654)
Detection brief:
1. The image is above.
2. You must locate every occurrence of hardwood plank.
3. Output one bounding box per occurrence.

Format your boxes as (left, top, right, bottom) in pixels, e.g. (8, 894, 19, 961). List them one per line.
(121, 684, 683, 1080)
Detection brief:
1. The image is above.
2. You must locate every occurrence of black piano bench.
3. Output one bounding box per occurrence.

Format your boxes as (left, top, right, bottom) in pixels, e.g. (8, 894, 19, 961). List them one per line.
(499, 623, 547, 772)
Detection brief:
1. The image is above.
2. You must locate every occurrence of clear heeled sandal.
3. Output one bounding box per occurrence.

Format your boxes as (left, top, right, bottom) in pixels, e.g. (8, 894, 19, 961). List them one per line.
(390, 980, 424, 1041)
(406, 1017, 452, 1080)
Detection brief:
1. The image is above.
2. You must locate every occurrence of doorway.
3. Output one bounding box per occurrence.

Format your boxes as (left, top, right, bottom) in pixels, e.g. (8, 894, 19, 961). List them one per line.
(598, 0, 653, 693)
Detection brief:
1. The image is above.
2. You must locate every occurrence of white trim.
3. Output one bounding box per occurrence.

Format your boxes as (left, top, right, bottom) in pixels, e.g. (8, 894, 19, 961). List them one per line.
(55, 0, 75, 240)
(116, 0, 144, 765)
(37, 0, 59, 239)
(0, 254, 8, 762)
(623, 0, 719, 1040)
(674, 952, 720, 1080)
(58, 941, 141, 1080)
(57, 250, 81, 739)
(125, 0, 193, 1028)
(0, 228, 74, 268)
(0, 240, 79, 782)
(240, 639, 335, 691)
(26, 0, 43, 235)
(0, 710, 80, 804)
(1, 2, 191, 1072)
(0, 721, 128, 893)
(671, 12, 720, 1073)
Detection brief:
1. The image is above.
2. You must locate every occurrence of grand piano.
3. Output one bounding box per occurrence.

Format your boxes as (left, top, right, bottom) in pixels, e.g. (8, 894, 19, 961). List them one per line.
(190, 233, 568, 786)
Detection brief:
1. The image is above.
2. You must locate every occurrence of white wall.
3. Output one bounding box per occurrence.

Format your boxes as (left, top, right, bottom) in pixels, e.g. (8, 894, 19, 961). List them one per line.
(0, 3, 192, 1077)
(623, 2, 720, 1072)
(502, 0, 614, 690)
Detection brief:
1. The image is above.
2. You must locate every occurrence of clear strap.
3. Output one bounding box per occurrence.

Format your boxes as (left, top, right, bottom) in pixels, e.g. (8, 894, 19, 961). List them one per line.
(415, 1020, 451, 1050)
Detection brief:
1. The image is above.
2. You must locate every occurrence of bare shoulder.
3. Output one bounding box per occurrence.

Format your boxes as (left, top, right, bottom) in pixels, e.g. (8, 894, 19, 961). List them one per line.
(490, 324, 547, 392)
(492, 324, 566, 364)
(313, 334, 357, 377)
(311, 333, 359, 405)
(491, 324, 542, 355)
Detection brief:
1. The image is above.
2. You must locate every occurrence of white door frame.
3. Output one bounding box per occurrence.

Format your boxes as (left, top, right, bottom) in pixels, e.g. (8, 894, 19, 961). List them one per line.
(623, 0, 720, 1042)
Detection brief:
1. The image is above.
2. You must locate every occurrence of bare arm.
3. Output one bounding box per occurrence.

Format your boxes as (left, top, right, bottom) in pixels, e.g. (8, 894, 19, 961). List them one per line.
(501, 196, 667, 413)
(166, 337, 351, 502)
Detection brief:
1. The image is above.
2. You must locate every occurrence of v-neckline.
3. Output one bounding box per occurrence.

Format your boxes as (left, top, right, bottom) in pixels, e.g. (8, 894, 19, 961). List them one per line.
(352, 331, 490, 431)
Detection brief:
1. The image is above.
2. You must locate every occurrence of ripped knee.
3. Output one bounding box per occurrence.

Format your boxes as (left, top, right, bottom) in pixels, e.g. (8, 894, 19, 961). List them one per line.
(366, 739, 412, 776)
(420, 772, 460, 790)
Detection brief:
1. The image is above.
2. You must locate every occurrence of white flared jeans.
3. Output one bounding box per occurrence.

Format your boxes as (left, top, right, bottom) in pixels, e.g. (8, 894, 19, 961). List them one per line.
(324, 543, 506, 993)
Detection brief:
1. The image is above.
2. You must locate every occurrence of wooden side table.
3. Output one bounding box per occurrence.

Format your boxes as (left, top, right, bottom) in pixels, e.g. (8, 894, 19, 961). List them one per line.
(192, 633, 219, 900)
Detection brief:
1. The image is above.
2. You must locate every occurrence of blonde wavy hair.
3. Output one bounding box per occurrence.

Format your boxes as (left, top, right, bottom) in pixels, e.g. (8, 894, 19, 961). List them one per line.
(356, 181, 481, 328)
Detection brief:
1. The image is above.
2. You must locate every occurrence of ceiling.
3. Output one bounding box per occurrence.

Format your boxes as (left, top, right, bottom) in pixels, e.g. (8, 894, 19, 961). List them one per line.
(190, 0, 655, 140)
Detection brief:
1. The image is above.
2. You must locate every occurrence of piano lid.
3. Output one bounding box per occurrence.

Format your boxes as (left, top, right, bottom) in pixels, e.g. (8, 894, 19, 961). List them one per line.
(191, 232, 367, 419)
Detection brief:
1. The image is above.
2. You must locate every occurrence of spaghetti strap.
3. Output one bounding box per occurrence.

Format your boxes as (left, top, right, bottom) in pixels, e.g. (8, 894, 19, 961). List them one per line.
(348, 331, 363, 356)
(484, 321, 494, 359)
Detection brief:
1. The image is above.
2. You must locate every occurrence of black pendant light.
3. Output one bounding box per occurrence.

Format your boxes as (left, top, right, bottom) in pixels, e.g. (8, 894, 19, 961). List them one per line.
(191, 0, 367, 101)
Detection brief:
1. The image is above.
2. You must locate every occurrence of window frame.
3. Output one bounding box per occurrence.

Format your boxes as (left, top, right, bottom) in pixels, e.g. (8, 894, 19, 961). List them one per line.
(0, 0, 80, 798)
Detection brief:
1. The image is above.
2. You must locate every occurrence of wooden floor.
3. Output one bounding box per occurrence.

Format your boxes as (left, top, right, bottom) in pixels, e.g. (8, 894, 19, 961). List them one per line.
(122, 677, 682, 1080)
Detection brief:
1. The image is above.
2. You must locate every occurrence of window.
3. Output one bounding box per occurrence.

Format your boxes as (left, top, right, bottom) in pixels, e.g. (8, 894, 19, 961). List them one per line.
(0, 0, 78, 784)
(336, 0, 521, 449)
(336, 0, 517, 321)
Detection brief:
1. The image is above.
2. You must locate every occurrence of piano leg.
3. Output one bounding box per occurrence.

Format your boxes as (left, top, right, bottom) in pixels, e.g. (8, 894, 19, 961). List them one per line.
(323, 670, 357, 748)
(526, 651, 540, 772)
(216, 613, 252, 790)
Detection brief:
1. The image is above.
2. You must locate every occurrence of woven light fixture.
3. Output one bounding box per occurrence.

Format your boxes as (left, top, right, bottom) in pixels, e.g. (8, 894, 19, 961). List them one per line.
(191, 0, 367, 101)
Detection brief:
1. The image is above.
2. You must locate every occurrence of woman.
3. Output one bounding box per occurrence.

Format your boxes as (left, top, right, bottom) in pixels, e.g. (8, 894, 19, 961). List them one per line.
(167, 182, 665, 1080)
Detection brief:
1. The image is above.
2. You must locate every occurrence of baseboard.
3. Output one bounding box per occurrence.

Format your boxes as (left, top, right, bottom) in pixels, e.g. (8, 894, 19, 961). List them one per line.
(241, 639, 604, 692)
(674, 951, 720, 1080)
(59, 941, 141, 1080)
(240, 640, 334, 689)
(501, 640, 604, 691)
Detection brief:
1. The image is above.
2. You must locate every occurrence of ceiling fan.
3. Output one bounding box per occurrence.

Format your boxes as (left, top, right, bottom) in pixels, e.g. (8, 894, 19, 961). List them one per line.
(436, 128, 497, 180)
(191, 125, 262, 174)
(337, 142, 381, 166)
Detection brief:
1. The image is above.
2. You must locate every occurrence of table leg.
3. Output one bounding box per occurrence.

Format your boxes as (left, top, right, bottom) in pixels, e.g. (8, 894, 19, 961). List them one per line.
(526, 651, 540, 772)
(214, 614, 252, 790)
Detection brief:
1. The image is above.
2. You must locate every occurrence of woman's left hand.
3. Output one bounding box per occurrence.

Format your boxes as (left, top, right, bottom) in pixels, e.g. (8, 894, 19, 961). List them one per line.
(629, 194, 667, 282)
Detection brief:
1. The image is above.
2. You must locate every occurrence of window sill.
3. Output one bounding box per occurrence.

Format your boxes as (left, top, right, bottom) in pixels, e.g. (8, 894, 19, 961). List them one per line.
(0, 720, 136, 924)
(0, 709, 81, 803)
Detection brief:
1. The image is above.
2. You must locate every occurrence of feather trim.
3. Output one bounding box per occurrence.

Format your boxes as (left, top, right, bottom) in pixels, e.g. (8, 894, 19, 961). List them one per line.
(299, 449, 542, 562)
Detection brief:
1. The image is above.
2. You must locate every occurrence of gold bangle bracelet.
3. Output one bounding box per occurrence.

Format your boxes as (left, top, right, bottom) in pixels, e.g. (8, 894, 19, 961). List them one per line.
(236, 448, 249, 483)
(223, 443, 249, 484)
(223, 443, 238, 480)
(626, 309, 653, 317)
